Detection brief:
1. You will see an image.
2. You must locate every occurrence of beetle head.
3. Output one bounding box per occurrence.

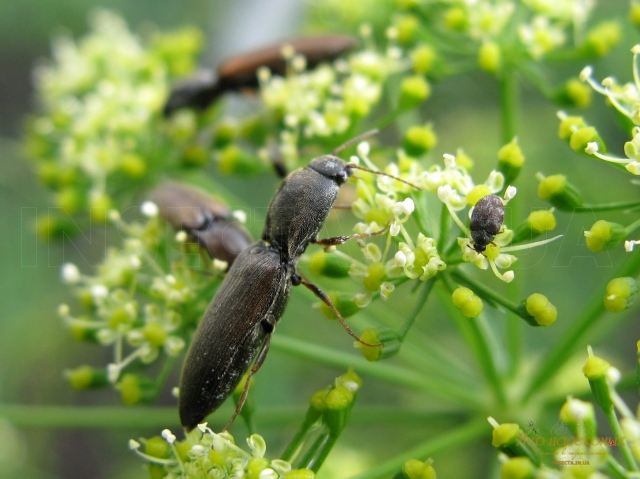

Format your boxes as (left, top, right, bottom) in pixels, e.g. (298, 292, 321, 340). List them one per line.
(308, 155, 352, 185)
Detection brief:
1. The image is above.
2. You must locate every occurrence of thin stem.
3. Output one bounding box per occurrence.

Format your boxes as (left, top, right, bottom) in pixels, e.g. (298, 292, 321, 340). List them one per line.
(439, 275, 507, 407)
(270, 334, 485, 408)
(449, 269, 523, 317)
(309, 434, 340, 472)
(499, 64, 517, 144)
(575, 200, 640, 212)
(626, 217, 640, 236)
(523, 251, 640, 402)
(439, 203, 451, 255)
(605, 455, 631, 479)
(348, 418, 487, 479)
(296, 430, 329, 470)
(398, 277, 436, 339)
(281, 418, 318, 461)
(152, 356, 176, 399)
(604, 406, 639, 471)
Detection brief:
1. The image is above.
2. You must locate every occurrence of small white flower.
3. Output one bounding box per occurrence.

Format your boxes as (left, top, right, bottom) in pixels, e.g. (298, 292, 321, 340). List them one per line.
(395, 250, 407, 266)
(175, 231, 187, 243)
(129, 255, 141, 269)
(141, 201, 158, 217)
(443, 154, 456, 169)
(212, 259, 229, 272)
(504, 186, 517, 201)
(502, 271, 515, 283)
(107, 363, 120, 383)
(390, 222, 401, 237)
(129, 439, 140, 450)
(607, 366, 621, 384)
(61, 263, 80, 283)
(585, 142, 599, 154)
(625, 240, 640, 252)
(232, 210, 247, 223)
(161, 429, 176, 444)
(57, 303, 70, 317)
(91, 284, 108, 299)
(357, 141, 370, 158)
(108, 210, 120, 222)
(380, 282, 395, 299)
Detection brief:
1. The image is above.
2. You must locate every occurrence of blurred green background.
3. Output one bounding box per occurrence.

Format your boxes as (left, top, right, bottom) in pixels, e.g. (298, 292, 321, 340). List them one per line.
(1, 0, 639, 478)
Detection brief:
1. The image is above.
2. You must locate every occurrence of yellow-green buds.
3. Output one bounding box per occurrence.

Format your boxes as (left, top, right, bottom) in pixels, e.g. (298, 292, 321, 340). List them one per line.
(403, 124, 438, 156)
(356, 327, 402, 361)
(604, 277, 638, 312)
(583, 21, 622, 57)
(554, 78, 592, 108)
(116, 373, 157, 405)
(182, 144, 209, 167)
(213, 119, 238, 149)
(319, 292, 359, 320)
(630, 1, 640, 26)
(582, 349, 613, 411)
(519, 293, 557, 327)
(217, 144, 261, 175)
(399, 76, 431, 110)
(559, 398, 597, 441)
(395, 14, 420, 45)
(324, 385, 355, 436)
(569, 126, 606, 154)
(466, 185, 492, 206)
(119, 153, 146, 178)
(247, 457, 271, 479)
(512, 209, 556, 244)
(536, 173, 583, 211)
(500, 457, 536, 479)
(444, 7, 467, 31)
(584, 220, 626, 252)
(558, 114, 587, 141)
(411, 44, 437, 75)
(309, 251, 352, 278)
(479, 41, 501, 73)
(363, 262, 387, 292)
(497, 139, 525, 185)
(451, 287, 483, 318)
(65, 365, 109, 390)
(144, 436, 171, 459)
(489, 418, 541, 466)
(395, 458, 436, 479)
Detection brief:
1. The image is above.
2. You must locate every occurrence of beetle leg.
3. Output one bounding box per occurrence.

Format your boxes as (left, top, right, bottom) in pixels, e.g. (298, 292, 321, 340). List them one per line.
(222, 334, 272, 432)
(313, 221, 389, 246)
(298, 279, 382, 348)
(331, 203, 352, 210)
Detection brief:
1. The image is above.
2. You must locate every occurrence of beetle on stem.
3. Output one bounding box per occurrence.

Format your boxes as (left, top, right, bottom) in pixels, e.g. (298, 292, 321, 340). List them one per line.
(178, 131, 421, 431)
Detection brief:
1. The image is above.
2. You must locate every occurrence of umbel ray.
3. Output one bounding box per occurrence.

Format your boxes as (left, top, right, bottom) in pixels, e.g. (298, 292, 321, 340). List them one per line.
(178, 129, 421, 431)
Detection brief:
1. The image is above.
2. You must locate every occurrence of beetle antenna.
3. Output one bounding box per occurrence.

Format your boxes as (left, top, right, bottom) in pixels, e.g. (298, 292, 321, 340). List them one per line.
(332, 129, 379, 155)
(346, 164, 422, 190)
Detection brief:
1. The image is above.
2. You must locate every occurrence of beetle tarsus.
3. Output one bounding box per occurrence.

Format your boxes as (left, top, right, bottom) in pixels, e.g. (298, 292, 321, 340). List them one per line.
(313, 221, 389, 246)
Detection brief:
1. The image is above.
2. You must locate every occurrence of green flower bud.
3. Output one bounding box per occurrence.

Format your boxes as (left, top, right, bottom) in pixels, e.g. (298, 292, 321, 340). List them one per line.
(536, 173, 583, 211)
(337, 367, 363, 389)
(584, 220, 626, 252)
(583, 21, 622, 57)
(214, 120, 237, 149)
(397, 458, 436, 479)
(285, 470, 315, 479)
(89, 194, 112, 223)
(604, 277, 638, 312)
(582, 352, 613, 411)
(558, 115, 587, 140)
(455, 150, 474, 169)
(497, 139, 524, 185)
(444, 7, 468, 31)
(116, 373, 157, 405)
(182, 144, 209, 167)
(248, 457, 271, 479)
(395, 15, 420, 45)
(518, 293, 557, 327)
(491, 421, 541, 466)
(309, 250, 351, 278)
(120, 153, 147, 178)
(452, 287, 483, 318)
(479, 41, 501, 73)
(209, 448, 226, 468)
(69, 321, 100, 343)
(411, 44, 437, 75)
(240, 116, 269, 144)
(218, 144, 261, 175)
(144, 436, 171, 458)
(174, 440, 192, 462)
(324, 385, 354, 436)
(66, 365, 109, 390)
(554, 78, 592, 108)
(148, 464, 166, 479)
(569, 126, 606, 154)
(143, 322, 168, 347)
(466, 185, 493, 206)
(403, 124, 437, 156)
(630, 2, 640, 26)
(559, 398, 597, 441)
(398, 76, 431, 110)
(356, 327, 402, 362)
(500, 457, 535, 479)
(512, 209, 556, 244)
(56, 188, 83, 215)
(319, 292, 359, 320)
(305, 388, 329, 425)
(363, 262, 386, 292)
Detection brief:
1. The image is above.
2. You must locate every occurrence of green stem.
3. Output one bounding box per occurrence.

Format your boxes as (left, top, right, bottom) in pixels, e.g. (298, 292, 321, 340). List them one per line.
(271, 334, 485, 408)
(152, 356, 176, 399)
(309, 434, 340, 472)
(575, 200, 640, 212)
(523, 251, 640, 402)
(449, 269, 523, 317)
(626, 217, 640, 236)
(605, 456, 630, 479)
(439, 203, 451, 255)
(349, 418, 487, 479)
(439, 276, 507, 407)
(499, 64, 517, 144)
(281, 418, 318, 461)
(296, 430, 329, 469)
(398, 278, 436, 339)
(604, 406, 639, 471)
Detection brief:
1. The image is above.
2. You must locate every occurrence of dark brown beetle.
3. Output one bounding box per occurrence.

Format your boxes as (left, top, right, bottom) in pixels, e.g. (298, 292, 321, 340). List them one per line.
(178, 131, 421, 431)
(163, 35, 358, 116)
(470, 194, 505, 253)
(148, 182, 252, 266)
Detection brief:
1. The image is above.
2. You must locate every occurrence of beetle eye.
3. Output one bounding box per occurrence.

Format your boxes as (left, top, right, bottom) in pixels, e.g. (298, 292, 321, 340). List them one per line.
(335, 170, 349, 184)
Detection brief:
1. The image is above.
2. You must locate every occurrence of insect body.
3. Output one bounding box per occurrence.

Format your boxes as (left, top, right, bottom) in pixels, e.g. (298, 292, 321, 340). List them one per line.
(179, 133, 416, 431)
(470, 194, 505, 253)
(148, 182, 252, 266)
(163, 35, 357, 116)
